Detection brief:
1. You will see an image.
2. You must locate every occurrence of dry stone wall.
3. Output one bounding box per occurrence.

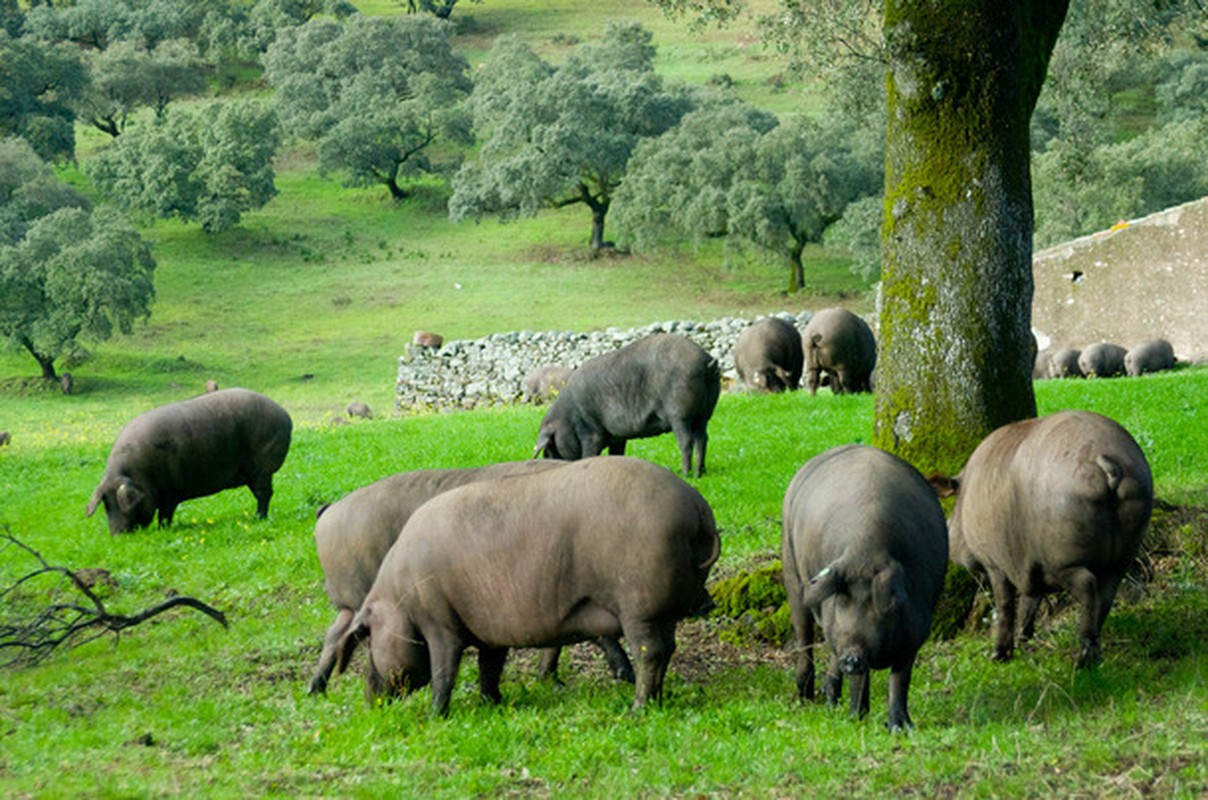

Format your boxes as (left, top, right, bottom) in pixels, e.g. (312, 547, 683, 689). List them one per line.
(395, 312, 815, 413)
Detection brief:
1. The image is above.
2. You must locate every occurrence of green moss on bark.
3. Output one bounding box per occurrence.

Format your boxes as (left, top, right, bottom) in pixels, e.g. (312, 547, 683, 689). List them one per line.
(872, 2, 1067, 475)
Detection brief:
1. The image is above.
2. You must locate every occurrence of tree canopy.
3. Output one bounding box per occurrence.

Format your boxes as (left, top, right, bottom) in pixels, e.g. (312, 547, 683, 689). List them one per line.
(76, 38, 207, 137)
(264, 13, 472, 200)
(87, 100, 281, 233)
(614, 100, 881, 291)
(0, 31, 88, 162)
(0, 138, 155, 380)
(449, 22, 697, 249)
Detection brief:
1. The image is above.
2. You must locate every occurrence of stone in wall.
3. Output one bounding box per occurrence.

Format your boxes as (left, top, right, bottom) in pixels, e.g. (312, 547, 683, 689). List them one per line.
(396, 312, 816, 413)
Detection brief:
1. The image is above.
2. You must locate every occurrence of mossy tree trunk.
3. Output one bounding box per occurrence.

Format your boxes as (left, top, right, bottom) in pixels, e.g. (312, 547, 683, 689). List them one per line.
(873, 2, 1068, 475)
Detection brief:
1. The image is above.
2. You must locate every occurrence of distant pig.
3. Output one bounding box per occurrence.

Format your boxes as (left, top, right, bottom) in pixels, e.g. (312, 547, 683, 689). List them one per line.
(533, 334, 721, 476)
(1078, 342, 1127, 378)
(782, 445, 948, 731)
(1047, 348, 1083, 379)
(1124, 339, 1175, 376)
(335, 456, 720, 716)
(346, 401, 372, 419)
(802, 308, 877, 395)
(86, 388, 292, 534)
(930, 410, 1153, 667)
(523, 365, 574, 404)
(734, 317, 804, 392)
(308, 460, 633, 695)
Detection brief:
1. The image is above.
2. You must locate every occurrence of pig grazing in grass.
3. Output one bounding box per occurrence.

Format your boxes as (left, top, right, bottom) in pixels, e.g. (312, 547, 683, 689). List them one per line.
(336, 456, 720, 716)
(1124, 339, 1175, 376)
(782, 445, 948, 731)
(1078, 342, 1127, 378)
(86, 388, 291, 534)
(802, 308, 877, 395)
(533, 334, 721, 477)
(734, 317, 804, 392)
(308, 460, 632, 695)
(931, 410, 1153, 667)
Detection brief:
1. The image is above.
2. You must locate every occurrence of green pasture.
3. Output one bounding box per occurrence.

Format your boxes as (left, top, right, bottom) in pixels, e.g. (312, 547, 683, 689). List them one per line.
(1, 369, 1205, 797)
(1, 1, 1205, 795)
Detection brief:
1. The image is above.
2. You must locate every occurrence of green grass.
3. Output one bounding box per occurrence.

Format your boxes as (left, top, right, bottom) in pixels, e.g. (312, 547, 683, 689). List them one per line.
(1, 371, 1205, 797)
(0, 2, 1205, 795)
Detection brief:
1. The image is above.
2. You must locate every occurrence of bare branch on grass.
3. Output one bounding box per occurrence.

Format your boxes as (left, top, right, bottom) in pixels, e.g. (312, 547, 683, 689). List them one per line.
(1, 528, 227, 669)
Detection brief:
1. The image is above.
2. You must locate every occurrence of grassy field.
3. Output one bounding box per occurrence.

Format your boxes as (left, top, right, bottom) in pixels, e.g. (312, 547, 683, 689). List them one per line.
(1, 1, 1205, 796)
(0, 371, 1205, 797)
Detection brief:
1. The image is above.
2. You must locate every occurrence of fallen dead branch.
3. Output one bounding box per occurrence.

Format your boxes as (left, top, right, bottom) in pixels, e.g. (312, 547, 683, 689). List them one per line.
(1, 528, 228, 669)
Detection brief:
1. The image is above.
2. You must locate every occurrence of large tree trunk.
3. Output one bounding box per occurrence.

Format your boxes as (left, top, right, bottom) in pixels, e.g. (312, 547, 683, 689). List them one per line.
(873, 2, 1067, 475)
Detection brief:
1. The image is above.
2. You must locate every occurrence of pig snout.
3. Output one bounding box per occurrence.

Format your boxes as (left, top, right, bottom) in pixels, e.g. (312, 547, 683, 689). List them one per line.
(838, 651, 868, 675)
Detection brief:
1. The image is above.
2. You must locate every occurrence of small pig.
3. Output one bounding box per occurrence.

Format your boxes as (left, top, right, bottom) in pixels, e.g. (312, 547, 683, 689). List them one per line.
(523, 365, 574, 404)
(1078, 342, 1127, 378)
(930, 410, 1153, 666)
(734, 317, 804, 392)
(1047, 348, 1083, 379)
(1124, 339, 1175, 376)
(782, 445, 948, 731)
(335, 456, 720, 716)
(346, 401, 372, 419)
(802, 308, 877, 395)
(308, 460, 632, 694)
(86, 388, 292, 533)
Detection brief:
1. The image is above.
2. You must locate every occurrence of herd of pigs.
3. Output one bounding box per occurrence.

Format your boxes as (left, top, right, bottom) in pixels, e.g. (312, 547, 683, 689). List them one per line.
(80, 308, 1161, 731)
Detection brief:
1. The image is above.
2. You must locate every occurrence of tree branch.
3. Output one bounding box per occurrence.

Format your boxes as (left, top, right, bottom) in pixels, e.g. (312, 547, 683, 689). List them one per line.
(0, 529, 228, 670)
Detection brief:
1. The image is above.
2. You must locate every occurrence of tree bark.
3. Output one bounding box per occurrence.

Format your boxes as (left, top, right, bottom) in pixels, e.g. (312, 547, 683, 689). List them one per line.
(873, 1, 1067, 474)
(18, 336, 58, 381)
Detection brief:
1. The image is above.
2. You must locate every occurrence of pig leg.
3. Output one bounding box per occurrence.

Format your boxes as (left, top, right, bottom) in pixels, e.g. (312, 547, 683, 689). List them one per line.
(157, 501, 179, 527)
(789, 596, 816, 701)
(427, 634, 467, 717)
(597, 636, 635, 683)
(847, 671, 870, 719)
(822, 654, 844, 707)
(987, 568, 1019, 661)
(886, 661, 914, 732)
(1062, 567, 1104, 667)
(250, 474, 273, 518)
(309, 607, 355, 695)
(670, 419, 696, 476)
(625, 619, 677, 710)
(691, 421, 709, 477)
(536, 647, 563, 682)
(1018, 594, 1042, 643)
(477, 646, 508, 704)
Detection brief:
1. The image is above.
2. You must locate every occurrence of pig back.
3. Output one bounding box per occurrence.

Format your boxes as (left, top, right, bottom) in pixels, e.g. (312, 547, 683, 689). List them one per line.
(950, 411, 1153, 586)
(314, 461, 566, 611)
(376, 456, 719, 648)
(111, 388, 290, 497)
(561, 334, 719, 435)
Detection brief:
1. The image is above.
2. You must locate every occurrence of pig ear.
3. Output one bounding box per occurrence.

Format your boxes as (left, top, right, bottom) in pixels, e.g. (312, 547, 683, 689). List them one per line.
(533, 430, 555, 460)
(116, 480, 144, 513)
(798, 562, 844, 609)
(873, 562, 908, 617)
(85, 484, 105, 517)
(336, 607, 373, 675)
(927, 473, 960, 498)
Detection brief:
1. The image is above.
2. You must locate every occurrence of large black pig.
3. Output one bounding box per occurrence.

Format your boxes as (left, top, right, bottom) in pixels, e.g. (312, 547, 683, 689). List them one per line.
(86, 388, 292, 533)
(782, 445, 948, 731)
(533, 334, 721, 476)
(308, 460, 632, 694)
(802, 308, 877, 395)
(931, 410, 1153, 667)
(335, 456, 720, 716)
